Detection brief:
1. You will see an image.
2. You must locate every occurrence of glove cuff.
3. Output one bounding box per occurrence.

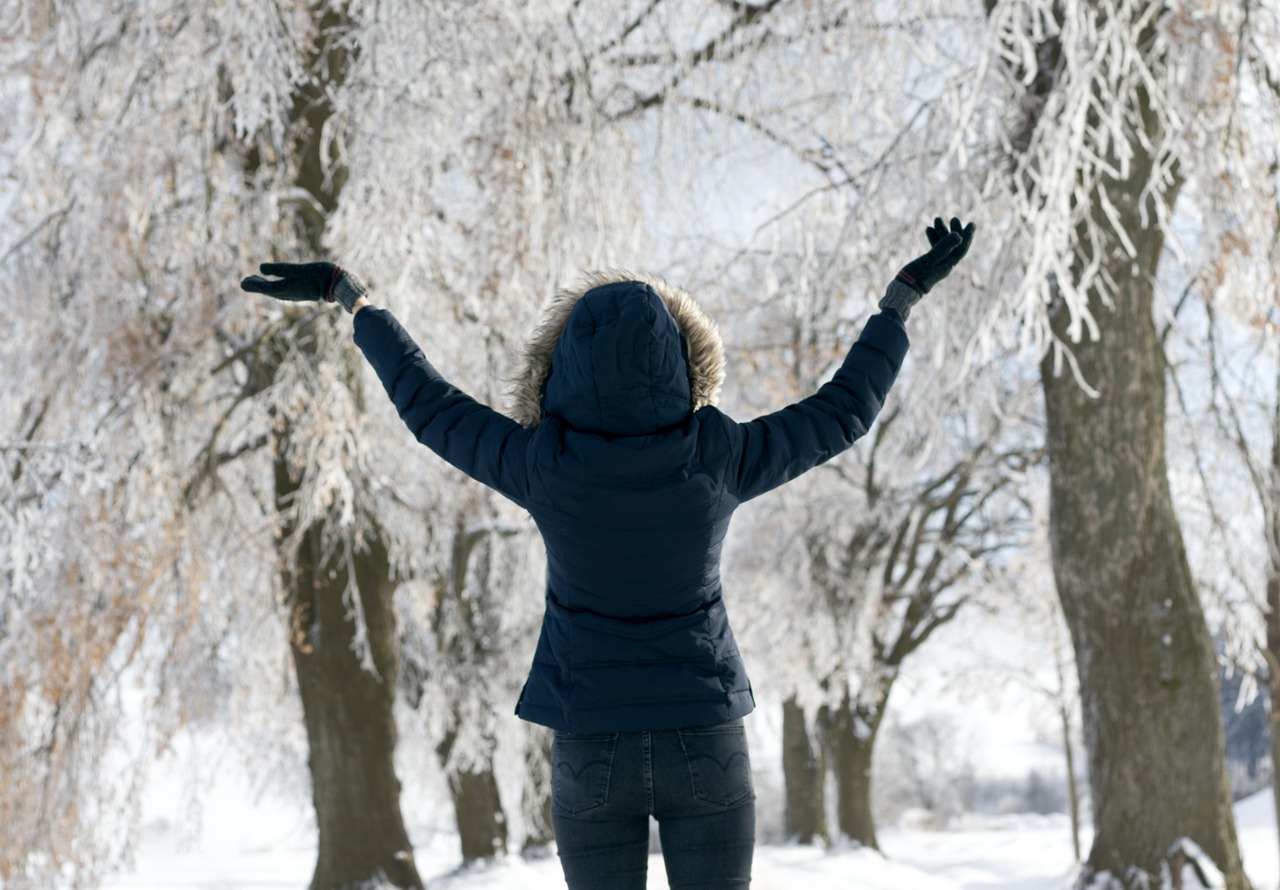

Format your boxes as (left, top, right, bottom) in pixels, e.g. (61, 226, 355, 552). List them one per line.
(879, 279, 921, 322)
(331, 269, 369, 313)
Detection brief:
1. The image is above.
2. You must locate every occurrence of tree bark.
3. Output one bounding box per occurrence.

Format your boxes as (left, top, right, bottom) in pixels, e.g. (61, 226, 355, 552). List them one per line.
(437, 726, 508, 863)
(1041, 274, 1247, 888)
(1039, 95, 1248, 884)
(431, 521, 509, 863)
(275, 460, 423, 890)
(822, 687, 883, 850)
(782, 696, 828, 845)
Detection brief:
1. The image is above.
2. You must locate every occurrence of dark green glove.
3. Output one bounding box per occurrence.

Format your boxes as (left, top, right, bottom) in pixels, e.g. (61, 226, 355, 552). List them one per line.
(879, 217, 976, 321)
(240, 262, 368, 313)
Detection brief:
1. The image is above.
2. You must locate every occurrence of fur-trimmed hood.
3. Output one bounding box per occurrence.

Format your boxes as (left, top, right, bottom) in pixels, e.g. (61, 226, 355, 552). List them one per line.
(508, 271, 725, 433)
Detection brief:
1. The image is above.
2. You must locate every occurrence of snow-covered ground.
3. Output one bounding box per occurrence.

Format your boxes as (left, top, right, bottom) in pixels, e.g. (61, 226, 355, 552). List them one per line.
(97, 615, 1279, 890)
(103, 784, 1280, 890)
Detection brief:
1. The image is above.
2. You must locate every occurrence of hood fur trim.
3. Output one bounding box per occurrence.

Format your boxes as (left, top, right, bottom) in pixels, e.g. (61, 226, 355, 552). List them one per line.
(508, 270, 725, 429)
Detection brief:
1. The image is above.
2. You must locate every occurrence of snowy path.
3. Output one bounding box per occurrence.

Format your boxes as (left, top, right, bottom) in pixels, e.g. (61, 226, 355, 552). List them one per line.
(102, 823, 1073, 889)
(101, 818, 1090, 890)
(104, 795, 1280, 889)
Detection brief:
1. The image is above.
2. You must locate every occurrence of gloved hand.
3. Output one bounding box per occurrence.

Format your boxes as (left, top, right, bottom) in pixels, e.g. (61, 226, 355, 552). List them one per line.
(240, 262, 368, 313)
(879, 217, 976, 321)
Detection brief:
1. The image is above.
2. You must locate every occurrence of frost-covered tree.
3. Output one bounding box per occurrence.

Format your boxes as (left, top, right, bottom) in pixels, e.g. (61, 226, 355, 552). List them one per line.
(970, 0, 1280, 885)
(9, 1, 1279, 888)
(395, 503, 542, 862)
(3, 2, 433, 885)
(729, 282, 1038, 849)
(812, 436, 1033, 849)
(711, 205, 1041, 846)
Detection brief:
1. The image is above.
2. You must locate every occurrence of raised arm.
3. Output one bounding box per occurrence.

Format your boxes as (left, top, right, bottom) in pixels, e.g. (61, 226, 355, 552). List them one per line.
(240, 262, 533, 505)
(723, 312, 908, 502)
(723, 217, 975, 503)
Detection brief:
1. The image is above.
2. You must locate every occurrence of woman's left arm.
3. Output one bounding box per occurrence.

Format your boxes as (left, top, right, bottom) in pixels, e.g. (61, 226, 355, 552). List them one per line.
(718, 216, 974, 503)
(719, 311, 909, 503)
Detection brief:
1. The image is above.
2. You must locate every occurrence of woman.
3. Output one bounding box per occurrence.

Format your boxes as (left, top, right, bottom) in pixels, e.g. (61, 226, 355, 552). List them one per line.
(241, 216, 975, 889)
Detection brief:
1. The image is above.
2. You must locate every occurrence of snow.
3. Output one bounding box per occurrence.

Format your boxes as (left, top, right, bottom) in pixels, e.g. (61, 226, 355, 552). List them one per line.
(101, 778, 1280, 890)
(1166, 838, 1226, 890)
(87, 575, 1277, 890)
(104, 822, 1072, 890)
(95, 640, 1280, 890)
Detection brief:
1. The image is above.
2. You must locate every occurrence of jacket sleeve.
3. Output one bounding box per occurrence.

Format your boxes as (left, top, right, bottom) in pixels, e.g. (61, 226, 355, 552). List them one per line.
(353, 307, 532, 506)
(723, 310, 909, 503)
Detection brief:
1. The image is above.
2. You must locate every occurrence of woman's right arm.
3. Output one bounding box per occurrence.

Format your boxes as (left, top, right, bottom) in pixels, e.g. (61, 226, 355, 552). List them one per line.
(352, 306, 533, 507)
(239, 263, 532, 502)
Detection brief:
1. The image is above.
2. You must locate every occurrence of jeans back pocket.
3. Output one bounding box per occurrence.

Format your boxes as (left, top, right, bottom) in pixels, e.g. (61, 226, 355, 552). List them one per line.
(551, 731, 619, 816)
(676, 720, 754, 808)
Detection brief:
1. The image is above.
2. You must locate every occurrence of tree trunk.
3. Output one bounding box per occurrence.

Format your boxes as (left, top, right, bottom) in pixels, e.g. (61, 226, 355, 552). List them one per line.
(430, 522, 510, 863)
(1266, 367, 1280, 866)
(260, 10, 423, 886)
(1039, 95, 1247, 882)
(275, 460, 423, 890)
(822, 688, 882, 850)
(437, 727, 508, 863)
(782, 696, 828, 845)
(522, 728, 555, 854)
(450, 768, 508, 863)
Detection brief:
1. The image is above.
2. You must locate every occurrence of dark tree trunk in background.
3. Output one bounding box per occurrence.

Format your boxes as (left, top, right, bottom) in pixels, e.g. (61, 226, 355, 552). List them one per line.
(793, 409, 1006, 853)
(437, 724, 508, 863)
(1041, 256, 1247, 885)
(523, 729, 556, 853)
(782, 696, 827, 845)
(822, 686, 884, 850)
(431, 520, 510, 863)
(1041, 263, 1246, 886)
(276, 462, 423, 890)
(1038, 82, 1247, 887)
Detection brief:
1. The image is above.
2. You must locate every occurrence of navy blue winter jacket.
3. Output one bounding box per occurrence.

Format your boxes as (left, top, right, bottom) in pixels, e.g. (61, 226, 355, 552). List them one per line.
(353, 275, 909, 732)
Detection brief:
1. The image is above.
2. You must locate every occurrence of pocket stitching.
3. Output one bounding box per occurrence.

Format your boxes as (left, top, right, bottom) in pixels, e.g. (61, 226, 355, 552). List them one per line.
(677, 727, 753, 808)
(552, 733, 618, 816)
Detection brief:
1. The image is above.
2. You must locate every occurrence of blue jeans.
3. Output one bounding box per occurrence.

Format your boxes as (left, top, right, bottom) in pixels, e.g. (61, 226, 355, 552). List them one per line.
(551, 718, 755, 889)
